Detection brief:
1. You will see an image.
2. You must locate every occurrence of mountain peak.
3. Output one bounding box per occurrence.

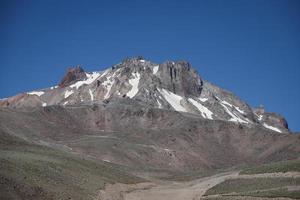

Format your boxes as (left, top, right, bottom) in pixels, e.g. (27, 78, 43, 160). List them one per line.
(59, 65, 86, 88)
(0, 57, 290, 134)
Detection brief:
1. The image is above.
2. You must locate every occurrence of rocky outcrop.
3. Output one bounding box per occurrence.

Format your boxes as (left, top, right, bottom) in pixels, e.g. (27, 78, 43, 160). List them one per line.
(157, 61, 203, 96)
(59, 66, 86, 88)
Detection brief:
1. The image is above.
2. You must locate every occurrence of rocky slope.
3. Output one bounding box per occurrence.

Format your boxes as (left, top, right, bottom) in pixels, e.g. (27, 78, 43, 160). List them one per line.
(0, 102, 299, 172)
(0, 57, 289, 133)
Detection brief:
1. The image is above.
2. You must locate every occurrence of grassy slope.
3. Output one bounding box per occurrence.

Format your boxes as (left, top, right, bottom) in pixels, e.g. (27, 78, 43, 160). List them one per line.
(205, 177, 300, 196)
(204, 160, 300, 199)
(0, 132, 143, 200)
(240, 159, 300, 175)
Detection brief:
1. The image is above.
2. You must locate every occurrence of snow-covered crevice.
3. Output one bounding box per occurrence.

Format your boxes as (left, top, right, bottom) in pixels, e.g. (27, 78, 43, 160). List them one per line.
(263, 123, 282, 133)
(188, 98, 213, 119)
(70, 72, 101, 89)
(234, 106, 245, 114)
(158, 88, 187, 112)
(89, 89, 94, 101)
(214, 96, 249, 124)
(222, 100, 246, 115)
(127, 72, 141, 98)
(153, 65, 159, 75)
(102, 79, 114, 99)
(42, 102, 47, 107)
(64, 90, 74, 98)
(218, 98, 248, 124)
(156, 99, 162, 108)
(102, 70, 120, 99)
(27, 91, 45, 96)
(154, 93, 163, 108)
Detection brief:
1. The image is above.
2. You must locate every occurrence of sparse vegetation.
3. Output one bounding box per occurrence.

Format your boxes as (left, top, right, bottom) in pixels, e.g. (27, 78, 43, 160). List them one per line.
(160, 167, 235, 182)
(204, 177, 300, 198)
(0, 132, 143, 200)
(240, 159, 300, 175)
(237, 187, 300, 199)
(202, 188, 300, 199)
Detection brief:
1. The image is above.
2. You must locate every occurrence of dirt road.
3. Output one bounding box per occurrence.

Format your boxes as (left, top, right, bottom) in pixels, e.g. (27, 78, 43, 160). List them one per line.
(124, 171, 239, 200)
(97, 171, 300, 200)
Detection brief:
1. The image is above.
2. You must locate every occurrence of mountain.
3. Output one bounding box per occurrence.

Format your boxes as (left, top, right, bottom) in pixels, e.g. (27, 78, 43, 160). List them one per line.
(0, 57, 289, 133)
(1, 57, 299, 199)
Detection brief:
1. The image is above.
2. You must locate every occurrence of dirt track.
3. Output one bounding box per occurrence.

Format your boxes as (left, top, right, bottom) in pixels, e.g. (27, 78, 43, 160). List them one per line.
(96, 171, 239, 200)
(124, 171, 239, 200)
(97, 171, 300, 200)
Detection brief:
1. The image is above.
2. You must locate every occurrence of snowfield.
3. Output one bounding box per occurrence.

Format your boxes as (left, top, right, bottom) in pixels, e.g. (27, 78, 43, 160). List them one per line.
(127, 72, 141, 98)
(188, 98, 213, 119)
(158, 88, 187, 112)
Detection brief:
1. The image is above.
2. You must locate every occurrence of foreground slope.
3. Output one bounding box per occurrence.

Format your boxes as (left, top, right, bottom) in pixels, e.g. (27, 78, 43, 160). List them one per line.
(0, 131, 142, 200)
(0, 100, 299, 173)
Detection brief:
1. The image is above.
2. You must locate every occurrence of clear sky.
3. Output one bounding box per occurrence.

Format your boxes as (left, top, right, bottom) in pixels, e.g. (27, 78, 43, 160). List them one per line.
(0, 0, 299, 131)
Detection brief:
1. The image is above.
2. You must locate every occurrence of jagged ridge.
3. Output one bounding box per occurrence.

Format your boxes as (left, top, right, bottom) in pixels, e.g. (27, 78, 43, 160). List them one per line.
(0, 57, 289, 133)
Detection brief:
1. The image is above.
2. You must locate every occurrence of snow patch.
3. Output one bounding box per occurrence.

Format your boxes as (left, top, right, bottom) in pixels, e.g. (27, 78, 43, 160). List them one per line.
(158, 88, 187, 112)
(50, 86, 58, 90)
(70, 72, 100, 89)
(102, 70, 119, 99)
(89, 89, 94, 101)
(258, 115, 263, 121)
(156, 99, 162, 108)
(100, 69, 110, 78)
(218, 99, 248, 124)
(127, 72, 141, 98)
(221, 100, 245, 114)
(153, 65, 159, 74)
(63, 101, 68, 105)
(199, 97, 208, 102)
(188, 98, 213, 119)
(42, 103, 47, 107)
(221, 100, 232, 107)
(140, 59, 145, 63)
(27, 91, 44, 97)
(234, 105, 245, 114)
(64, 90, 74, 98)
(263, 123, 282, 133)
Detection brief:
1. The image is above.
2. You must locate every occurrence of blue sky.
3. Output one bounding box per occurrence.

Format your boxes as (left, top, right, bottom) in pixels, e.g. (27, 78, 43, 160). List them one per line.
(0, 0, 299, 131)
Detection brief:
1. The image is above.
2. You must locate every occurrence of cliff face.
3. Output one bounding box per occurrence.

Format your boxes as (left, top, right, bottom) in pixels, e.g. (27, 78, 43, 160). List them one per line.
(0, 57, 290, 133)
